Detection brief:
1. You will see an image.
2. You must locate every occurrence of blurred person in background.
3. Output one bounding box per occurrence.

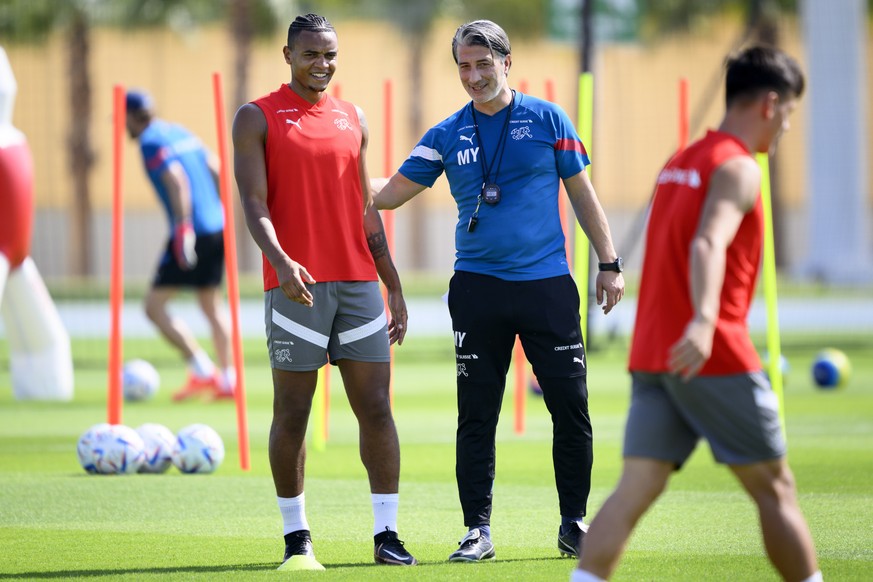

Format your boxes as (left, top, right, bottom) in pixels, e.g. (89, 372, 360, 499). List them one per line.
(125, 90, 234, 401)
(572, 46, 820, 582)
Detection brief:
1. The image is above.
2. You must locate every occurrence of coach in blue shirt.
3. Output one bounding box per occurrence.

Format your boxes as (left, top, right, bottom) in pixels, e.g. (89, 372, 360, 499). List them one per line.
(372, 19, 625, 564)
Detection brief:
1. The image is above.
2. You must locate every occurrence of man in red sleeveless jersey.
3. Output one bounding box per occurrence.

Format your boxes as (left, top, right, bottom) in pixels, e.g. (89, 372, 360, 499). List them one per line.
(232, 13, 416, 571)
(572, 46, 821, 582)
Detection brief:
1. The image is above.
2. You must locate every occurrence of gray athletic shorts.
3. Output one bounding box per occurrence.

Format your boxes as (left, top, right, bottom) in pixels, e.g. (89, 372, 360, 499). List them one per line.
(623, 371, 786, 467)
(265, 281, 390, 371)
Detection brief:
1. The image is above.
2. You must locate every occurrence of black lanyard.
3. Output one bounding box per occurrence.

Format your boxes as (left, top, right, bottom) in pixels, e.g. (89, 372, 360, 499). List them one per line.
(470, 90, 514, 196)
(467, 91, 515, 233)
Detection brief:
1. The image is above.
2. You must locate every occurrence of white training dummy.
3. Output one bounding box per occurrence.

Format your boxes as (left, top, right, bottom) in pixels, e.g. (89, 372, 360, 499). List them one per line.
(0, 46, 73, 400)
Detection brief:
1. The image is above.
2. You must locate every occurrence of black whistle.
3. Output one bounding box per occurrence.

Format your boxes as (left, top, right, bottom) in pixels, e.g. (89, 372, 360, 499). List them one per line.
(467, 215, 479, 232)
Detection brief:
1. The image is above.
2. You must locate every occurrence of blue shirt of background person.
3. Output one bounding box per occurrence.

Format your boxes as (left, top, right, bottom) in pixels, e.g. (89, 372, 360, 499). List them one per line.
(138, 120, 224, 236)
(398, 91, 589, 281)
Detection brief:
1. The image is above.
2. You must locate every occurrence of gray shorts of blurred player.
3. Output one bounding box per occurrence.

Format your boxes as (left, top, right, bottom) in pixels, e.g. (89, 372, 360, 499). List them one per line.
(623, 371, 786, 467)
(264, 281, 390, 372)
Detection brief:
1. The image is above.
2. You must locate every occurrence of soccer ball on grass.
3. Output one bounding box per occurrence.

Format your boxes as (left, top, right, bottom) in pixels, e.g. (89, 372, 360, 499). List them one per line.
(811, 348, 851, 389)
(122, 359, 160, 401)
(172, 423, 225, 474)
(77, 423, 111, 474)
(77, 424, 146, 474)
(136, 423, 176, 473)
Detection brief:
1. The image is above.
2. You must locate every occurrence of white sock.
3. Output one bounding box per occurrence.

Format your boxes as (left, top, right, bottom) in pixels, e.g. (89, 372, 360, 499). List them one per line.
(188, 350, 215, 378)
(800, 572, 823, 582)
(278, 493, 309, 535)
(570, 569, 606, 582)
(219, 367, 236, 392)
(372, 493, 399, 535)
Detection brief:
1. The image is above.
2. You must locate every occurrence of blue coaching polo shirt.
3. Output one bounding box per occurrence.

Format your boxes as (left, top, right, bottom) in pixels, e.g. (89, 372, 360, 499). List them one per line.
(399, 91, 589, 281)
(139, 120, 224, 236)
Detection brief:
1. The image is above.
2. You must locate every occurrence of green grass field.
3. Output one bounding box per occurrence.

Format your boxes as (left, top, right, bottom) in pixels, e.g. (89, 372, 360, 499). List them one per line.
(1, 333, 871, 580)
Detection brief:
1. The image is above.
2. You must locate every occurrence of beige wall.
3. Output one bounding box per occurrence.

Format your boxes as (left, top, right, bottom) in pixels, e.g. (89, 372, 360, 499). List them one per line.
(4, 16, 872, 278)
(594, 18, 812, 211)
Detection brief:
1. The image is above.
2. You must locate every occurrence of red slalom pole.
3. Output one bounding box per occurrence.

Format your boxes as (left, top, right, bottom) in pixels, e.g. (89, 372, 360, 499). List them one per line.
(382, 79, 396, 409)
(678, 78, 689, 150)
(107, 85, 125, 425)
(510, 82, 530, 434)
(212, 72, 250, 471)
(513, 338, 526, 434)
(382, 80, 394, 239)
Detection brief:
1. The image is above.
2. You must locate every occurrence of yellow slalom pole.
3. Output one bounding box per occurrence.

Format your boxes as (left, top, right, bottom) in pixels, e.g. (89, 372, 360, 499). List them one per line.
(575, 73, 594, 346)
(757, 153, 786, 436)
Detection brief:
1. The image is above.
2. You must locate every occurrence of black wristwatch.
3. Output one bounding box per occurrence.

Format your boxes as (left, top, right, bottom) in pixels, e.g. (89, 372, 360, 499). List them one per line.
(598, 257, 623, 273)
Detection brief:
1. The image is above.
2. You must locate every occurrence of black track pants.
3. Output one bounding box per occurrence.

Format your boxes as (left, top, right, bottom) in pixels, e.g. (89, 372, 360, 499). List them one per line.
(448, 270, 593, 526)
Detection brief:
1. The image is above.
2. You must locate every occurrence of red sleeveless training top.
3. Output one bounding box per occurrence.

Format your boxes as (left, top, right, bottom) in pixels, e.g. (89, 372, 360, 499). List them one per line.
(629, 130, 764, 375)
(252, 85, 377, 290)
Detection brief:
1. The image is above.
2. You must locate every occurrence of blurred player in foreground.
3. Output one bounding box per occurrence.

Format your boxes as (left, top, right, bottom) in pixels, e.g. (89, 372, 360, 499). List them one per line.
(573, 45, 821, 582)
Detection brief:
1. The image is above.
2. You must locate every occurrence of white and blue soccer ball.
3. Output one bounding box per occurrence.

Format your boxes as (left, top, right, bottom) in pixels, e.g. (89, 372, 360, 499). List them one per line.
(172, 423, 225, 474)
(136, 423, 176, 474)
(77, 423, 112, 474)
(77, 424, 146, 474)
(122, 359, 160, 402)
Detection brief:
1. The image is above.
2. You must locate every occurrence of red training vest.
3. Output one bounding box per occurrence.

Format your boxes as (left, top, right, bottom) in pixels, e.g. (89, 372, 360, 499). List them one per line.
(629, 130, 763, 375)
(252, 85, 377, 290)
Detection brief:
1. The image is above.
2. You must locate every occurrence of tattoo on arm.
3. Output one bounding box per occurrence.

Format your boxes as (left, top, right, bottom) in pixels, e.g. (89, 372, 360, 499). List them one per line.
(367, 231, 388, 260)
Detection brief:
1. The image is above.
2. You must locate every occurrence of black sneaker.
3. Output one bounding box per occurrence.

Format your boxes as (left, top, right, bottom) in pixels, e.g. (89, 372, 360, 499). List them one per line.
(448, 527, 496, 562)
(558, 522, 588, 558)
(374, 529, 418, 565)
(278, 529, 325, 571)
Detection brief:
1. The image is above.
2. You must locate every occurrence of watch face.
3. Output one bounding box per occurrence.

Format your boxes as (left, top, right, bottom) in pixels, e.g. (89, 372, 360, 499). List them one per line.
(482, 183, 501, 204)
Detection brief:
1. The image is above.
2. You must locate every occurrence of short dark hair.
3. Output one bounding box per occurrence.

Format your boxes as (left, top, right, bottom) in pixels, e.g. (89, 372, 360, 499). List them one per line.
(125, 90, 152, 113)
(125, 89, 153, 121)
(287, 13, 335, 49)
(451, 20, 511, 64)
(725, 45, 805, 107)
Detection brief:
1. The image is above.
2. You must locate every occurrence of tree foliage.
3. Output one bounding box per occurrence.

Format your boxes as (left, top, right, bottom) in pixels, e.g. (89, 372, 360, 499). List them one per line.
(458, 0, 551, 39)
(0, 0, 279, 42)
(0, 0, 81, 42)
(115, 0, 278, 39)
(293, 0, 551, 39)
(636, 0, 872, 39)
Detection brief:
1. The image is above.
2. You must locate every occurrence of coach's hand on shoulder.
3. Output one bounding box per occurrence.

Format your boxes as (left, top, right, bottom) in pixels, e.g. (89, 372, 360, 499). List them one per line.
(370, 177, 389, 196)
(277, 258, 316, 307)
(366, 177, 389, 213)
